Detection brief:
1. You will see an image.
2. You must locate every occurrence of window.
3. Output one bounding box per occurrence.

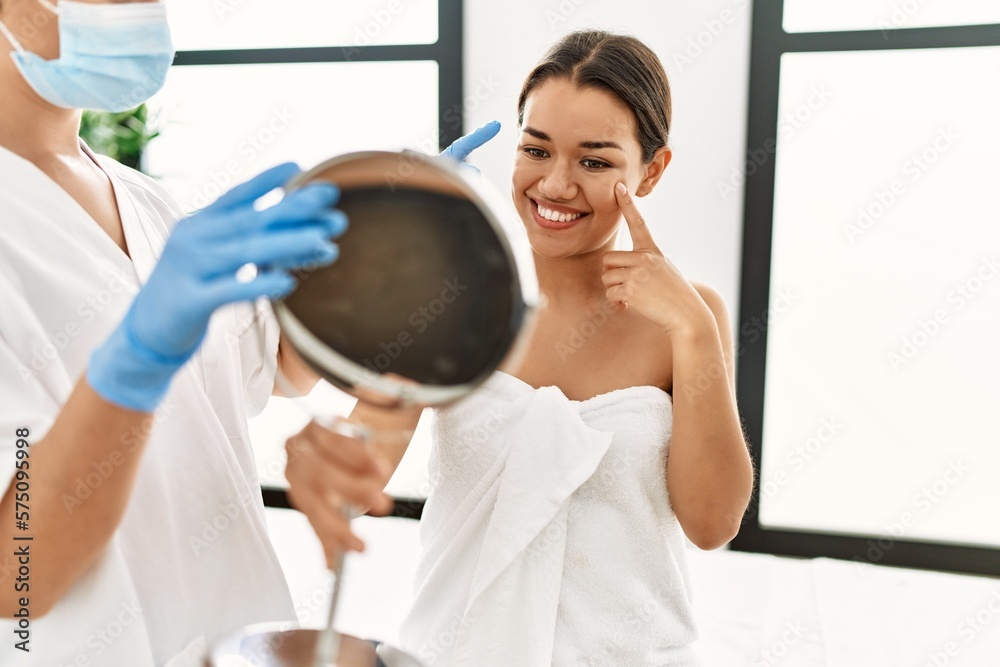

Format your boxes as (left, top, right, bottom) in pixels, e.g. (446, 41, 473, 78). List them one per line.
(783, 0, 1000, 34)
(144, 60, 441, 212)
(168, 0, 439, 51)
(143, 1, 463, 498)
(731, 2, 1000, 575)
(145, 0, 462, 215)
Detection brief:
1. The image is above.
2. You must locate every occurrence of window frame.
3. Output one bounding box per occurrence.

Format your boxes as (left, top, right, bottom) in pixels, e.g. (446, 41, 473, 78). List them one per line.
(729, 1, 1000, 576)
(172, 0, 464, 152)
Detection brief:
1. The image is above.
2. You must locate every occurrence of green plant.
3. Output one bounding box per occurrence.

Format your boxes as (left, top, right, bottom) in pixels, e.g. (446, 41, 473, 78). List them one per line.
(79, 104, 159, 172)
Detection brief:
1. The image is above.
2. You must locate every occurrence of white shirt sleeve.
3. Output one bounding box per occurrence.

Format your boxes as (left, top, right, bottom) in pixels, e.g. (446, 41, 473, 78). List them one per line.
(98, 155, 282, 419)
(231, 299, 281, 419)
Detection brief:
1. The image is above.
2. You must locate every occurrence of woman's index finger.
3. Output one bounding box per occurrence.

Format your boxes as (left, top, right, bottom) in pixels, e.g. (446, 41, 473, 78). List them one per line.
(614, 182, 657, 250)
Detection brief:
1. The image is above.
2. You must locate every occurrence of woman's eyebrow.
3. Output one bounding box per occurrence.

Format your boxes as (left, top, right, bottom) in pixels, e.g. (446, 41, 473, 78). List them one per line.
(579, 140, 624, 151)
(522, 127, 623, 151)
(523, 127, 552, 142)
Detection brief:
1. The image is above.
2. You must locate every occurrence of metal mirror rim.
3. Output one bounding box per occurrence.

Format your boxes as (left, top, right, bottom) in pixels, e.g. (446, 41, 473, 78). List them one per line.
(272, 150, 538, 407)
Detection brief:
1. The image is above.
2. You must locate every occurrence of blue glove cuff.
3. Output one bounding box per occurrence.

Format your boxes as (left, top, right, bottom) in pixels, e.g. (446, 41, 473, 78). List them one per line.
(86, 307, 199, 413)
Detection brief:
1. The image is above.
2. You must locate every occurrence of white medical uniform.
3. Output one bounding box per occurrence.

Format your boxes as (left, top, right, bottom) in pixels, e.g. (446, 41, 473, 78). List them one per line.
(0, 142, 296, 666)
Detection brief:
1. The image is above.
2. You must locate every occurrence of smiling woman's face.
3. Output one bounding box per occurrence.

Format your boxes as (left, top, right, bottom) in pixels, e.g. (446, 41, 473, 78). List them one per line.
(512, 77, 661, 259)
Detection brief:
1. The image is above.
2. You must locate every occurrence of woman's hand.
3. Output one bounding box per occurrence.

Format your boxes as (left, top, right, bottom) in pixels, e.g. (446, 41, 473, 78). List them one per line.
(602, 182, 715, 337)
(284, 419, 394, 566)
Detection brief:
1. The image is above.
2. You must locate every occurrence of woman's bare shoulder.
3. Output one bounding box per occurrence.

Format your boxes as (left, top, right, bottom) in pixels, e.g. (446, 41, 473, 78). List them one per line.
(689, 280, 728, 313)
(687, 280, 733, 336)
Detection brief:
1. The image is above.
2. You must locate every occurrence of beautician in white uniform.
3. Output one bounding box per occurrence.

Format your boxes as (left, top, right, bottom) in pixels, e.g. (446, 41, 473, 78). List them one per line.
(0, 1, 495, 664)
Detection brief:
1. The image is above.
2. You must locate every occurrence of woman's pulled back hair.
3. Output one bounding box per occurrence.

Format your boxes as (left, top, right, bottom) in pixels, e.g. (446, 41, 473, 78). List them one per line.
(517, 30, 671, 163)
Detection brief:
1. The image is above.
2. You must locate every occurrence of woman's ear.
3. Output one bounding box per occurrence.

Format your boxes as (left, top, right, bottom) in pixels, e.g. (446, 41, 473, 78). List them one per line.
(635, 147, 672, 197)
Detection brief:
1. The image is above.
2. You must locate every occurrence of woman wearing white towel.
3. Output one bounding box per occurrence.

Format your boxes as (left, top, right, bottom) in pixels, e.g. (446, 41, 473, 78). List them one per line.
(289, 30, 753, 666)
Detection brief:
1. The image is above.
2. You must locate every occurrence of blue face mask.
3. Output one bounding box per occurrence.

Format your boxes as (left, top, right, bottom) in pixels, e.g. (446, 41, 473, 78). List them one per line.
(0, 0, 174, 112)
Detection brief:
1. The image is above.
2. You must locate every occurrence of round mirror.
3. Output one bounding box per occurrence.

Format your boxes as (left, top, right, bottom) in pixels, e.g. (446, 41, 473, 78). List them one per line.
(274, 150, 538, 407)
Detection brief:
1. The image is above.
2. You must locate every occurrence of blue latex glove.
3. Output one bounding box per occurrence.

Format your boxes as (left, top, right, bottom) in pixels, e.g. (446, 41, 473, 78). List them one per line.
(87, 163, 346, 412)
(439, 120, 501, 173)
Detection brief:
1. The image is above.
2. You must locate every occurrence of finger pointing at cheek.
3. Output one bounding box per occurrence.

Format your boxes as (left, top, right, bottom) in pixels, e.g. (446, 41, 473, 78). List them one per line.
(614, 182, 658, 252)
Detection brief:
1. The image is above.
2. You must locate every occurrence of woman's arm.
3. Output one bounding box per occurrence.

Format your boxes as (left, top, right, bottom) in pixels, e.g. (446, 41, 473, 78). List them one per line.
(603, 184, 753, 550)
(0, 380, 155, 618)
(665, 282, 753, 550)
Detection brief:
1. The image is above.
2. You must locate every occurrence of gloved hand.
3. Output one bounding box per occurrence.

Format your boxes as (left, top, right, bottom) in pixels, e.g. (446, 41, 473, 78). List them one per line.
(439, 120, 501, 174)
(88, 163, 346, 412)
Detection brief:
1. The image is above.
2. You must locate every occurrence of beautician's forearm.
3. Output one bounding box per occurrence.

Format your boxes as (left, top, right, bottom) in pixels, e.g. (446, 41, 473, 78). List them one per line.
(666, 323, 753, 550)
(0, 379, 153, 618)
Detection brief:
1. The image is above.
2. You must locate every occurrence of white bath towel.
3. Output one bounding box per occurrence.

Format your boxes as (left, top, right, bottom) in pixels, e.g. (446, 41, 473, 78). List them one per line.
(386, 371, 700, 666)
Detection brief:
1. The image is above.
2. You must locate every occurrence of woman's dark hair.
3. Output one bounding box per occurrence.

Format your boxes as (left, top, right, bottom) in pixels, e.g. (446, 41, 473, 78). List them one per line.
(517, 30, 671, 163)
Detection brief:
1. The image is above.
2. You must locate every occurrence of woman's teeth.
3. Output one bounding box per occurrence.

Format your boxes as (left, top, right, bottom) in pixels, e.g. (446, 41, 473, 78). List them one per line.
(536, 203, 584, 223)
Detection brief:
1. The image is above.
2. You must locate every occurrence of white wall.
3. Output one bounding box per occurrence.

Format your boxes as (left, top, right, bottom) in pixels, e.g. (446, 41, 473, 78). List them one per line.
(462, 0, 753, 340)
